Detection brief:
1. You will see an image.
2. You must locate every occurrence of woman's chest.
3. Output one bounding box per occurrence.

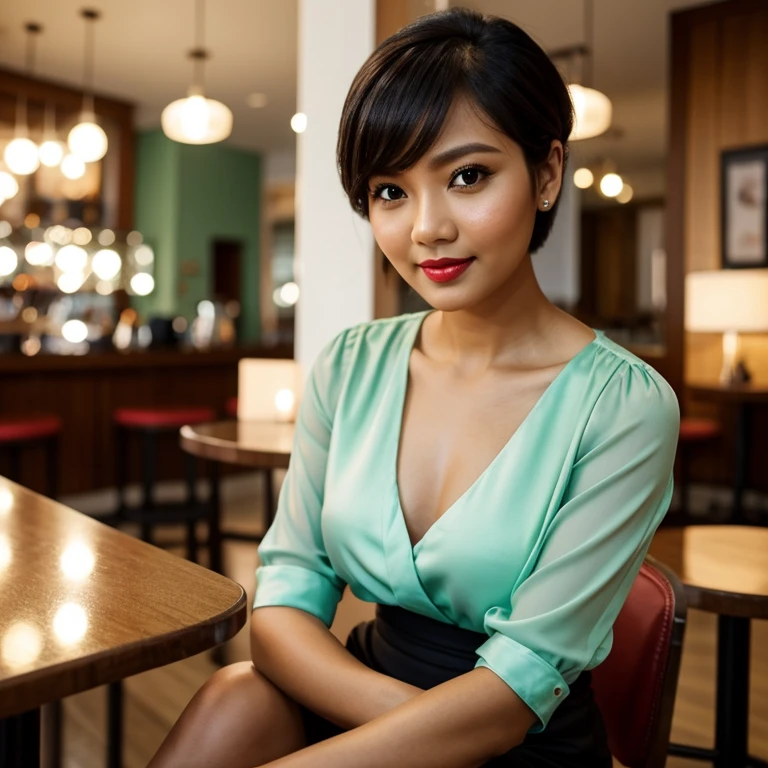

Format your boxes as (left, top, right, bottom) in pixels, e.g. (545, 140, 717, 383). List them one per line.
(396, 357, 563, 547)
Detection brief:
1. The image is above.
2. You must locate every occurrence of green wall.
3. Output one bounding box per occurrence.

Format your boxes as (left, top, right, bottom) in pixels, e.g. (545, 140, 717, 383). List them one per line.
(133, 130, 262, 341)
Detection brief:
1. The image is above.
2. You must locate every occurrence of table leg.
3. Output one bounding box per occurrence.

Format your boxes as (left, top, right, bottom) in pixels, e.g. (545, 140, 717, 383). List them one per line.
(107, 680, 123, 768)
(0, 708, 41, 767)
(715, 615, 750, 768)
(208, 461, 223, 575)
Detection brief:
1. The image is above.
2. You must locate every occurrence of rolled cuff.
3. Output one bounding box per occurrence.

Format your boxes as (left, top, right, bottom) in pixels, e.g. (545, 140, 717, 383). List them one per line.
(253, 564, 343, 628)
(474, 632, 570, 732)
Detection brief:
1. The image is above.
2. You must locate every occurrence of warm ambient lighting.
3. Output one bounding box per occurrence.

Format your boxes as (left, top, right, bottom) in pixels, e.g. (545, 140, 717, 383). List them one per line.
(55, 244, 88, 273)
(4, 137, 40, 176)
(0, 487, 13, 514)
(568, 84, 612, 141)
(61, 154, 86, 180)
(60, 541, 95, 581)
(92, 248, 121, 280)
(68, 117, 108, 163)
(53, 603, 88, 645)
(130, 273, 155, 296)
(2, 622, 43, 668)
(162, 91, 233, 145)
(38, 140, 65, 168)
(573, 168, 594, 189)
(686, 270, 768, 385)
(0, 246, 18, 277)
(600, 172, 624, 198)
(291, 112, 307, 134)
(616, 184, 634, 204)
(0, 171, 19, 200)
(25, 241, 53, 266)
(61, 319, 88, 344)
(238, 358, 302, 422)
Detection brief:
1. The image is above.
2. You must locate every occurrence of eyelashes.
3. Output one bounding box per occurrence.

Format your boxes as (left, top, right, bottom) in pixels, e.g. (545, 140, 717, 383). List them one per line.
(368, 163, 494, 204)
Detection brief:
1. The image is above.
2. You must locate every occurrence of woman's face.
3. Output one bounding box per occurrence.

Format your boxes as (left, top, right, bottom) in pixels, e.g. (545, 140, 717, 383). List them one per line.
(367, 96, 563, 312)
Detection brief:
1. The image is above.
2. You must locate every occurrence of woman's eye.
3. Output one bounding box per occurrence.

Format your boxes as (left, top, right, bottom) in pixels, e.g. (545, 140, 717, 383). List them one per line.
(452, 168, 481, 187)
(376, 185, 405, 201)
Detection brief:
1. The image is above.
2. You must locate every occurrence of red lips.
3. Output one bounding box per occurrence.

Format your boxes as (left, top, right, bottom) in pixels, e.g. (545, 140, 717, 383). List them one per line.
(418, 257, 475, 283)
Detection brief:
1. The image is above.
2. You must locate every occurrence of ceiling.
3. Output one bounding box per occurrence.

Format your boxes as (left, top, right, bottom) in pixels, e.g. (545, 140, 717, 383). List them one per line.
(0, 0, 717, 178)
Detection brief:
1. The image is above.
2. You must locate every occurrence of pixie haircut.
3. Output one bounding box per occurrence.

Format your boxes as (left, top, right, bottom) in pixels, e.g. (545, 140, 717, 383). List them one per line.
(337, 8, 574, 254)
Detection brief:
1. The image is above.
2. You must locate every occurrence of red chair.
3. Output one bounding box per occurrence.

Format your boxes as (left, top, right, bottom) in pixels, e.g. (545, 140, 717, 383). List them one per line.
(669, 417, 721, 522)
(113, 407, 220, 569)
(592, 557, 687, 768)
(0, 415, 61, 498)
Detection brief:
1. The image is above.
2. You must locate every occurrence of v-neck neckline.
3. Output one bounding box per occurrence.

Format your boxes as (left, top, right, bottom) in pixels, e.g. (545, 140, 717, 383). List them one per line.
(393, 311, 600, 554)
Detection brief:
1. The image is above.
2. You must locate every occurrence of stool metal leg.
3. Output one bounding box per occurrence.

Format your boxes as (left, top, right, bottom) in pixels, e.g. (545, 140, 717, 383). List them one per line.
(107, 680, 123, 768)
(141, 430, 156, 545)
(0, 708, 41, 767)
(115, 426, 127, 518)
(45, 436, 59, 500)
(42, 701, 62, 768)
(8, 445, 21, 485)
(208, 461, 223, 575)
(185, 453, 199, 564)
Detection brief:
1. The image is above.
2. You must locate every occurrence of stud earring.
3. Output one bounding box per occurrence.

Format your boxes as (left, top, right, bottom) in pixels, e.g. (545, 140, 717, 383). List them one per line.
(542, 199, 551, 210)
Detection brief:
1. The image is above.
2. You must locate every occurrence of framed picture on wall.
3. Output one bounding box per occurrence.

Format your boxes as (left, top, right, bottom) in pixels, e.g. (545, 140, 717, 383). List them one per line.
(721, 146, 768, 268)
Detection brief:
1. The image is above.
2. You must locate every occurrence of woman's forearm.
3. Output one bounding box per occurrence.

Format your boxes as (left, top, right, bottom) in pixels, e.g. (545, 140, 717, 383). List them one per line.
(250, 606, 422, 729)
(260, 667, 536, 768)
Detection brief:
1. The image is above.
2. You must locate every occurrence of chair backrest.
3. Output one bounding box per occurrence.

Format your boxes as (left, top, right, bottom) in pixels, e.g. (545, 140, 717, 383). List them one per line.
(591, 557, 687, 768)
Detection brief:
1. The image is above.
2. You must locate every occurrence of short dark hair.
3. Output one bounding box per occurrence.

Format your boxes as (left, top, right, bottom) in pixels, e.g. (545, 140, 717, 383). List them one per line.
(336, 8, 574, 254)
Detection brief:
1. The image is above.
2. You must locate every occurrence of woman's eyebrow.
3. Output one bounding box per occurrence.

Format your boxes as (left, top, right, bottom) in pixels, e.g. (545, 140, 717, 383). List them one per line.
(427, 142, 502, 170)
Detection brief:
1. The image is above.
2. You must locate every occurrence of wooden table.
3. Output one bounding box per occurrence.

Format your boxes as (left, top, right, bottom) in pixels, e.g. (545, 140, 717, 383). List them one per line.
(180, 420, 294, 541)
(0, 477, 247, 767)
(687, 383, 768, 524)
(660, 526, 768, 768)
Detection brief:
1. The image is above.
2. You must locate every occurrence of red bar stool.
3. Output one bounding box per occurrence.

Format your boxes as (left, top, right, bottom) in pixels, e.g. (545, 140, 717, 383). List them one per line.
(669, 417, 722, 524)
(0, 415, 61, 498)
(113, 407, 221, 571)
(225, 396, 238, 418)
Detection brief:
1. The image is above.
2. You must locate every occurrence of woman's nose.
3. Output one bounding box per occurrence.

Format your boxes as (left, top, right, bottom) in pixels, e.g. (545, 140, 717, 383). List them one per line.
(411, 196, 458, 246)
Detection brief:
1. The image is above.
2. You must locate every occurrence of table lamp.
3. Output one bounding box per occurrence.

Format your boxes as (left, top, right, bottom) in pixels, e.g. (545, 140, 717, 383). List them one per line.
(237, 359, 303, 422)
(685, 269, 768, 385)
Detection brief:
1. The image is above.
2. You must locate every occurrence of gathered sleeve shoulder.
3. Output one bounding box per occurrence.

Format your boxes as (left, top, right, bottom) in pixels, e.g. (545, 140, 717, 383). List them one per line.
(253, 328, 354, 628)
(474, 360, 680, 731)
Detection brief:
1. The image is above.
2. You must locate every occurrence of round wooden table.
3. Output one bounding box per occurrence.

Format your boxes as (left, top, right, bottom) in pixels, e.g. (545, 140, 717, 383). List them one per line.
(662, 525, 768, 768)
(180, 420, 294, 546)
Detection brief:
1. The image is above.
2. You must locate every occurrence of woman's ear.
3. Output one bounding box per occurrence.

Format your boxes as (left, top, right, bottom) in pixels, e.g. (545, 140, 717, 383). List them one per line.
(537, 140, 565, 208)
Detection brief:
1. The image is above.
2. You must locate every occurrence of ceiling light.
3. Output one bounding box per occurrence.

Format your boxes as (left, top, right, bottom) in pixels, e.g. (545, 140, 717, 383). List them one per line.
(616, 184, 634, 204)
(161, 0, 233, 145)
(130, 273, 155, 296)
(0, 171, 19, 200)
(0, 246, 18, 277)
(61, 154, 86, 180)
(68, 10, 108, 163)
(573, 167, 594, 189)
(38, 140, 65, 168)
(291, 113, 307, 134)
(569, 85, 612, 141)
(600, 172, 624, 198)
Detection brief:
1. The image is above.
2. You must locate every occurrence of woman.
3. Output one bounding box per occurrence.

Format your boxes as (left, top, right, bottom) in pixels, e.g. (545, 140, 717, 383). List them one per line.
(149, 8, 679, 768)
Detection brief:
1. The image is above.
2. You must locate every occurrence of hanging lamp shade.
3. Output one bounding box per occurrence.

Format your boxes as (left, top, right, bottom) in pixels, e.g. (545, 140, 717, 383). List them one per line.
(68, 114, 108, 162)
(161, 87, 233, 144)
(568, 84, 612, 141)
(4, 138, 39, 176)
(68, 10, 108, 163)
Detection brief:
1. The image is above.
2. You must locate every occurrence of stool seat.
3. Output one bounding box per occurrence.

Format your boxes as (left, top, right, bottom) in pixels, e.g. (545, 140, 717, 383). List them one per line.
(679, 418, 721, 442)
(114, 407, 215, 429)
(225, 397, 238, 418)
(0, 415, 62, 443)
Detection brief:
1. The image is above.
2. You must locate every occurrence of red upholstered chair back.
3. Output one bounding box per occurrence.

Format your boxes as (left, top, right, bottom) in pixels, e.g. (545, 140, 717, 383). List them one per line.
(592, 557, 687, 768)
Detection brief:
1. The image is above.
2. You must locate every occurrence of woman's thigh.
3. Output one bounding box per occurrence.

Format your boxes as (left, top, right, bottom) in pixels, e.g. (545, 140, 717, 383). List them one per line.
(148, 662, 307, 768)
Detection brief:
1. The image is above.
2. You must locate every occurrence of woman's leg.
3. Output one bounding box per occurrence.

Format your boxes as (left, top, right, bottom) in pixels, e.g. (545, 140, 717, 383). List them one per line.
(147, 662, 306, 768)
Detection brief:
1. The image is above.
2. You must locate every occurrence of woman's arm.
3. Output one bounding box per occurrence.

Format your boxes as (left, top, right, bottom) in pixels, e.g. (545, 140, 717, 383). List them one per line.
(259, 667, 536, 768)
(251, 606, 422, 729)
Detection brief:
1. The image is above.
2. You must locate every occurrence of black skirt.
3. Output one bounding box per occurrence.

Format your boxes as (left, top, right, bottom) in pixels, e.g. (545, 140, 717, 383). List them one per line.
(299, 604, 612, 767)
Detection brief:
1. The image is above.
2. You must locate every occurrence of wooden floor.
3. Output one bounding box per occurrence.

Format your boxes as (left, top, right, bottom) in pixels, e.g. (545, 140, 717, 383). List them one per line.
(57, 475, 768, 768)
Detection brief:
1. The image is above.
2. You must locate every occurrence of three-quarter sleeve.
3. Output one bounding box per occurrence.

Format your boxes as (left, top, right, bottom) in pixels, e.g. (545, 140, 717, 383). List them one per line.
(253, 329, 351, 628)
(474, 363, 680, 731)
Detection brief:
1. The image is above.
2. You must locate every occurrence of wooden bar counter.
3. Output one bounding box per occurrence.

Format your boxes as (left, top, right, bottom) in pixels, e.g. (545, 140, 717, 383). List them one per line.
(0, 344, 292, 496)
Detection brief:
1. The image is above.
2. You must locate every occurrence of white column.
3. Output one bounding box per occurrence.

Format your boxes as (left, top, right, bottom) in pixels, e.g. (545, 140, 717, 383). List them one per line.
(294, 0, 376, 374)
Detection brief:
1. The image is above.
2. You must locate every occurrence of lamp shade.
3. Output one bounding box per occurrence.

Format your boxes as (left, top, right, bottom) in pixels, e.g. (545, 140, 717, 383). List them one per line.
(568, 84, 612, 141)
(686, 270, 768, 332)
(161, 93, 233, 145)
(237, 359, 302, 422)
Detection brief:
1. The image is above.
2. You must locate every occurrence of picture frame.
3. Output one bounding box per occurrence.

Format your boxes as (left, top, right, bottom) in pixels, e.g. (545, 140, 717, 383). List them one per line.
(721, 145, 768, 269)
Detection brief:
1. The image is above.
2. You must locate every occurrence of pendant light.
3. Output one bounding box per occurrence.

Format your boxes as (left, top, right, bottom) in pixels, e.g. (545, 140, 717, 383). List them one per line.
(39, 104, 65, 168)
(161, 0, 233, 145)
(67, 9, 108, 163)
(568, 0, 612, 141)
(4, 23, 42, 176)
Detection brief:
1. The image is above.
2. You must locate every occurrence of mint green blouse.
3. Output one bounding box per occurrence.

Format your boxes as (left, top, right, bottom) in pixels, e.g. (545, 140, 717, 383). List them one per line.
(253, 311, 680, 731)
